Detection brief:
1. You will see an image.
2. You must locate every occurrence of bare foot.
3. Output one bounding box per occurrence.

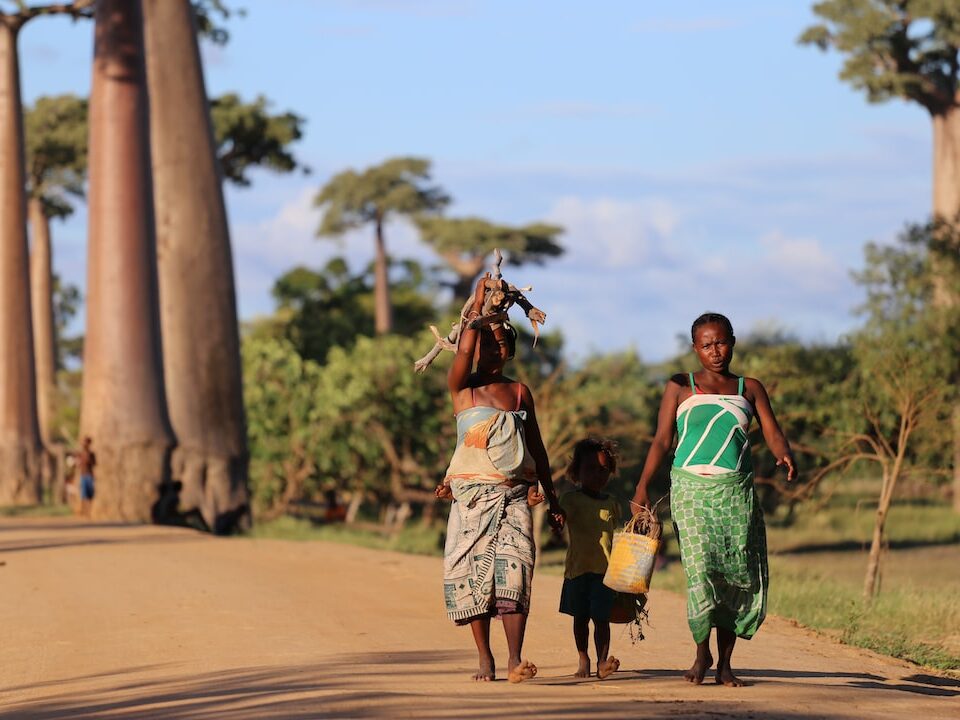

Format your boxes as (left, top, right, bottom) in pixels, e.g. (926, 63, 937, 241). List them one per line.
(683, 649, 713, 684)
(715, 664, 745, 687)
(574, 654, 591, 678)
(597, 656, 620, 679)
(507, 659, 538, 683)
(473, 653, 495, 681)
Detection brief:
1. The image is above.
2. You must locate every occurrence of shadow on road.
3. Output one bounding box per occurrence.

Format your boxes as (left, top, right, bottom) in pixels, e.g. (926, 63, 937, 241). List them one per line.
(3, 651, 956, 719)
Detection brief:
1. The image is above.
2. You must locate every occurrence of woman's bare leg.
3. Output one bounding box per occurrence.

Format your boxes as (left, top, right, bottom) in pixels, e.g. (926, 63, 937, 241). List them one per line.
(468, 616, 495, 681)
(503, 612, 537, 682)
(716, 627, 744, 686)
(684, 632, 713, 684)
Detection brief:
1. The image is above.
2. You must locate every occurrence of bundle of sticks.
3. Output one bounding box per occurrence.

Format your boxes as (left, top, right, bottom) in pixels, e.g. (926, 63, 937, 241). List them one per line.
(413, 249, 547, 373)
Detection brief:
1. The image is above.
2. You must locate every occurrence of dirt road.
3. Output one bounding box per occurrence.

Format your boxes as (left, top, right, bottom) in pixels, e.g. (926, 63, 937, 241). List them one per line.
(0, 517, 957, 719)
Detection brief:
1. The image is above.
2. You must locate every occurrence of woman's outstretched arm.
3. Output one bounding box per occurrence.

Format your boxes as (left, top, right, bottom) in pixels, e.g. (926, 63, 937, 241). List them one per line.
(746, 378, 797, 481)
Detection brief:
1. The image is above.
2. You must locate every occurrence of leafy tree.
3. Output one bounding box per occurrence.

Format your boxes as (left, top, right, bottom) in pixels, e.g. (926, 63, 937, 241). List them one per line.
(314, 157, 450, 335)
(829, 227, 954, 597)
(211, 93, 307, 186)
(415, 215, 564, 302)
(801, 2, 960, 514)
(270, 256, 438, 363)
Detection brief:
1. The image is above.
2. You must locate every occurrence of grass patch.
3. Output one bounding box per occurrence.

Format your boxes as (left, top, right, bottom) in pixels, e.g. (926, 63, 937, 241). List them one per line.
(647, 547, 960, 671)
(248, 516, 443, 557)
(0, 504, 72, 518)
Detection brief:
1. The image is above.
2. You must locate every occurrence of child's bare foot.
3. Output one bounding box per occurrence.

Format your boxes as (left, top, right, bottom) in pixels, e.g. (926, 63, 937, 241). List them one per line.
(715, 663, 745, 687)
(473, 653, 495, 681)
(597, 656, 620, 679)
(683, 648, 713, 684)
(507, 659, 537, 683)
(574, 654, 591, 678)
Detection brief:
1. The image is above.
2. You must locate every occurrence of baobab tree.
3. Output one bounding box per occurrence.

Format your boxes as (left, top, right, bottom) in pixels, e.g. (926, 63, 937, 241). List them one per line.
(24, 94, 87, 449)
(0, 0, 92, 504)
(801, 1, 960, 511)
(414, 215, 563, 302)
(142, 0, 255, 532)
(314, 157, 449, 335)
(81, 0, 173, 521)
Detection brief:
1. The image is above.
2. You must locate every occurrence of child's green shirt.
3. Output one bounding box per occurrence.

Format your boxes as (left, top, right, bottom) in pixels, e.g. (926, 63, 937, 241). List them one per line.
(560, 489, 621, 580)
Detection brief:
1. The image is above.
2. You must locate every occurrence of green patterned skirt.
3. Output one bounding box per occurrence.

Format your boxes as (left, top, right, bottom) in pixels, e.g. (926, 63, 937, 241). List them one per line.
(670, 466, 768, 643)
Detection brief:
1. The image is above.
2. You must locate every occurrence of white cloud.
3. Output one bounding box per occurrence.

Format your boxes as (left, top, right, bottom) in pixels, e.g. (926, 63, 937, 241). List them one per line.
(546, 195, 682, 269)
(755, 231, 845, 293)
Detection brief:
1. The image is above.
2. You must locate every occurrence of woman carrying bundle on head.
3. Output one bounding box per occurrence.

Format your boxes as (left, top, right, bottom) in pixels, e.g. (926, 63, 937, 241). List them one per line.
(435, 273, 565, 683)
(631, 313, 797, 687)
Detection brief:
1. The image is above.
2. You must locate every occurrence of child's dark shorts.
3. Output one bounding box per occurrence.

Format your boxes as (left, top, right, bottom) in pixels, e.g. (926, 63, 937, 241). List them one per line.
(559, 572, 615, 621)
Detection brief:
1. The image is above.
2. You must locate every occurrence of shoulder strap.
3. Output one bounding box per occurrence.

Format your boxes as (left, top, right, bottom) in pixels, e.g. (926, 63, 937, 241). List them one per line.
(515, 382, 523, 411)
(688, 372, 697, 394)
(738, 376, 744, 395)
(470, 386, 476, 406)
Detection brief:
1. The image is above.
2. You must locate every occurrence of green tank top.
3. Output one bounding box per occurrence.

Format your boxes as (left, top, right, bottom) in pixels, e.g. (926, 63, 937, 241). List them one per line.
(673, 373, 753, 474)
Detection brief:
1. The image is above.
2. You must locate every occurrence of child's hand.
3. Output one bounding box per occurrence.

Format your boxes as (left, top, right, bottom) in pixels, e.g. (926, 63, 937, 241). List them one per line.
(526, 487, 545, 507)
(547, 504, 566, 533)
(435, 483, 453, 500)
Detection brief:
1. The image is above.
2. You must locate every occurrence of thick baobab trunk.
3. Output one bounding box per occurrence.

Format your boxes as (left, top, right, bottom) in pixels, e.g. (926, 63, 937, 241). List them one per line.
(29, 197, 56, 447)
(373, 216, 392, 334)
(931, 109, 960, 512)
(142, 0, 249, 533)
(81, 0, 172, 521)
(0, 21, 41, 505)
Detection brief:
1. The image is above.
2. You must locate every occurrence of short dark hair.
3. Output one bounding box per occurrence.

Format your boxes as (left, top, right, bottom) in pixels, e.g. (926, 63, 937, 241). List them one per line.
(691, 312, 735, 342)
(566, 437, 620, 482)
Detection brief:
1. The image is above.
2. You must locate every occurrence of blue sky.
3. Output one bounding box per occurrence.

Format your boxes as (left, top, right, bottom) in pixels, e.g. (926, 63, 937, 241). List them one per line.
(21, 0, 931, 361)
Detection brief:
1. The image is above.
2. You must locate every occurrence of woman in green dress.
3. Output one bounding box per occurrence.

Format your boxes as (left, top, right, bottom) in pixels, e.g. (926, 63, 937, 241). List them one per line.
(632, 312, 796, 687)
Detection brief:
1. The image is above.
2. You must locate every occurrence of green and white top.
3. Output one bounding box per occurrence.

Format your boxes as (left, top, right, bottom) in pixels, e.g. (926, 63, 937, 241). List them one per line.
(673, 373, 753, 475)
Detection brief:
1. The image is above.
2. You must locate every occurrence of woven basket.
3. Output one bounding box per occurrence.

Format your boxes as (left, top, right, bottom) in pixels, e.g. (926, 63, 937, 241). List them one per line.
(603, 504, 661, 594)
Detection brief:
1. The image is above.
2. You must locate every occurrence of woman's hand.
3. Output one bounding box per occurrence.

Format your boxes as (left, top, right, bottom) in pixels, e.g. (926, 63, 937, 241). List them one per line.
(435, 483, 453, 500)
(472, 272, 491, 310)
(776, 452, 797, 482)
(631, 485, 650, 511)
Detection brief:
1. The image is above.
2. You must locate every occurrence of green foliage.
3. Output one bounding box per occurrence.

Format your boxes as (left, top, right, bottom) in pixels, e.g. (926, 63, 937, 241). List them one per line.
(243, 337, 325, 513)
(249, 515, 443, 556)
(24, 94, 88, 219)
(800, 0, 960, 113)
(314, 157, 449, 236)
(211, 93, 307, 186)
(52, 273, 82, 371)
(192, 0, 242, 45)
(267, 257, 438, 363)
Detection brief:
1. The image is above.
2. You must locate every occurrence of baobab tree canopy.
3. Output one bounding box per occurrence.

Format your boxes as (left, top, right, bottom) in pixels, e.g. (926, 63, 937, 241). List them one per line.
(314, 157, 450, 235)
(414, 215, 563, 299)
(799, 0, 960, 113)
(211, 93, 307, 186)
(24, 94, 87, 219)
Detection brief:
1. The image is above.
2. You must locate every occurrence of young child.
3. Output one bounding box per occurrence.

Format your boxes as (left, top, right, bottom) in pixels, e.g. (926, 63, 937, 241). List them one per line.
(559, 437, 622, 679)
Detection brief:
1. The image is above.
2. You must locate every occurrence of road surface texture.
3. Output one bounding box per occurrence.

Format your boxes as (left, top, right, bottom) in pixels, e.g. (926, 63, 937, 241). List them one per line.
(1, 518, 957, 719)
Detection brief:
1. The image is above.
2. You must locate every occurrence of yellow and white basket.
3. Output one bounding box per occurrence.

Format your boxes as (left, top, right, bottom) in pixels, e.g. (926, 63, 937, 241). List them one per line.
(603, 504, 662, 595)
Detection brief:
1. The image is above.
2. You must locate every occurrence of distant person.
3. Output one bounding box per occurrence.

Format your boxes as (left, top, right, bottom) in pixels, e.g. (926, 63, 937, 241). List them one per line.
(324, 489, 347, 523)
(435, 274, 564, 683)
(632, 313, 796, 687)
(559, 437, 622, 680)
(77, 437, 96, 517)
